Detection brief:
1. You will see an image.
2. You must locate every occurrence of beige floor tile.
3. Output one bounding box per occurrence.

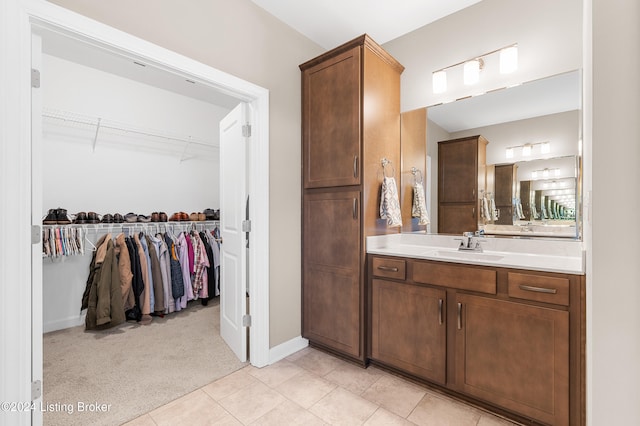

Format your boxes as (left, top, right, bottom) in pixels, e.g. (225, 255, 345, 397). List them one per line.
(364, 407, 416, 425)
(276, 370, 337, 408)
(407, 393, 481, 426)
(361, 374, 426, 418)
(218, 380, 286, 424)
(291, 347, 348, 376)
(477, 413, 521, 425)
(309, 387, 379, 426)
(250, 399, 327, 425)
(247, 359, 306, 388)
(285, 346, 312, 362)
(201, 368, 261, 401)
(123, 413, 158, 426)
(323, 361, 384, 395)
(148, 389, 240, 426)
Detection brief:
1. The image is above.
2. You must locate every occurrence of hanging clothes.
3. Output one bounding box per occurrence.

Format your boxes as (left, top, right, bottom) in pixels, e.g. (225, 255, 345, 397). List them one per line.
(145, 234, 165, 315)
(176, 232, 194, 309)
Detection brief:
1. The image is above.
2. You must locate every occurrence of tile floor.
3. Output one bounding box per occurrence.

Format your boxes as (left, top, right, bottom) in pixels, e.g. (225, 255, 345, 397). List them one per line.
(125, 347, 520, 426)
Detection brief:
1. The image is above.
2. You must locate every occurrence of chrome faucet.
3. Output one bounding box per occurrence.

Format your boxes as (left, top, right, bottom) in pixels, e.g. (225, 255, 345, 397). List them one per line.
(456, 232, 484, 252)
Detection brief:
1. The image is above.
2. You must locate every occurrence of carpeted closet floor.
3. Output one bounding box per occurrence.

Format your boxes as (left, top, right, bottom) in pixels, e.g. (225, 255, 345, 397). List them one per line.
(43, 299, 246, 426)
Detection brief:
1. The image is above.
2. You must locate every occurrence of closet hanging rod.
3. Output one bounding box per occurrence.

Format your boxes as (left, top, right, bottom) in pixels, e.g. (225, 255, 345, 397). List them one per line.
(42, 108, 218, 149)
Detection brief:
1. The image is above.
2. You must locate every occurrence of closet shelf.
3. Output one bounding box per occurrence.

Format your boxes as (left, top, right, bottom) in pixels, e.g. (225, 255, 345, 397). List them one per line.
(42, 107, 219, 162)
(43, 220, 220, 232)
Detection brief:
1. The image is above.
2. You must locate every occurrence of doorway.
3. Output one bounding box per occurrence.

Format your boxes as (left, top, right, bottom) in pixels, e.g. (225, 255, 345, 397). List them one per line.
(4, 3, 271, 424)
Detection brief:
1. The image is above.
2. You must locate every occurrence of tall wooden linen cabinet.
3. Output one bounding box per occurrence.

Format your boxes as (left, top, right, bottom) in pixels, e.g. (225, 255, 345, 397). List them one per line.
(300, 35, 404, 363)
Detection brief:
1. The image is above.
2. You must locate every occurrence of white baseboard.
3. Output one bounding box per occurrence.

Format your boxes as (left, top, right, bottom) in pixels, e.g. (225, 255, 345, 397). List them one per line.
(43, 314, 85, 333)
(268, 336, 309, 365)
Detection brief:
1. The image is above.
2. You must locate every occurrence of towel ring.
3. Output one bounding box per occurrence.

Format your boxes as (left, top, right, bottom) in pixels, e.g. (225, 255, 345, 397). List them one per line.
(381, 158, 395, 178)
(411, 167, 423, 184)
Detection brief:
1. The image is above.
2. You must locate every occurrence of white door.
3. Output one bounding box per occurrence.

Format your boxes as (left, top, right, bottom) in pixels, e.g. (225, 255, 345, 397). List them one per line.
(219, 103, 249, 362)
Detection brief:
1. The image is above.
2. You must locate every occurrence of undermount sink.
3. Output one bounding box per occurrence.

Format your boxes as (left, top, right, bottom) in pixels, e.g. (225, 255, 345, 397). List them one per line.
(426, 250, 505, 262)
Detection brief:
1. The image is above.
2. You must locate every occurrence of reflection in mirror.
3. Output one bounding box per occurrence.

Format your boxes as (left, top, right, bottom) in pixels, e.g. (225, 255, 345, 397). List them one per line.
(426, 70, 582, 238)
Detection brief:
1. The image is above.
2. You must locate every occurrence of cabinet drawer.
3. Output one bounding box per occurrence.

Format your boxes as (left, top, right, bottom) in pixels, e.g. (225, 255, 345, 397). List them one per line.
(372, 257, 406, 280)
(508, 272, 570, 306)
(413, 261, 496, 294)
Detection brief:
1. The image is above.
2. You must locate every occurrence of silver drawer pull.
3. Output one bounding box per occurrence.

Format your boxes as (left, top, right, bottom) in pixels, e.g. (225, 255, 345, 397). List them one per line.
(377, 266, 399, 272)
(519, 284, 557, 294)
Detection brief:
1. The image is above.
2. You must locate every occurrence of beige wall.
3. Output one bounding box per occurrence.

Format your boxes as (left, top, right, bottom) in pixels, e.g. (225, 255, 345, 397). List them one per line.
(383, 0, 582, 112)
(47, 0, 324, 348)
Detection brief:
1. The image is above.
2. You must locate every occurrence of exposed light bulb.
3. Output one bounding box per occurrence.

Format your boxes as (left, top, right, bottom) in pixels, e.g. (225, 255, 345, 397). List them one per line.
(464, 59, 480, 85)
(500, 46, 518, 74)
(432, 70, 447, 94)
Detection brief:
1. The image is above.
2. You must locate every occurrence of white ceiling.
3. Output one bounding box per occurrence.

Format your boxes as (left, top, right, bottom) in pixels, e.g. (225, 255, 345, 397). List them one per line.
(38, 1, 579, 133)
(251, 0, 484, 49)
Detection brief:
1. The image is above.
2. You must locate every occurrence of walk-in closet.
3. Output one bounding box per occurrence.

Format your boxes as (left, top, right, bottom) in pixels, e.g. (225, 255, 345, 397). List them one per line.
(38, 28, 247, 426)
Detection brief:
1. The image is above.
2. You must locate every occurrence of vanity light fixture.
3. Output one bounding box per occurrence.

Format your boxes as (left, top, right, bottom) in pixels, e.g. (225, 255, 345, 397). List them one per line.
(531, 167, 560, 180)
(505, 140, 551, 159)
(431, 43, 518, 94)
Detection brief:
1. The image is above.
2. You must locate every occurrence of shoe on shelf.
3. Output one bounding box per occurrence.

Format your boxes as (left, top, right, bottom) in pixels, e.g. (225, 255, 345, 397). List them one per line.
(86, 212, 100, 224)
(203, 208, 216, 220)
(189, 212, 199, 221)
(180, 212, 189, 221)
(198, 212, 206, 221)
(74, 212, 87, 224)
(124, 212, 138, 223)
(113, 213, 124, 223)
(57, 208, 72, 225)
(151, 212, 160, 222)
(137, 214, 151, 223)
(101, 214, 114, 223)
(169, 212, 181, 222)
(43, 208, 58, 225)
(159, 212, 168, 222)
(213, 209, 220, 221)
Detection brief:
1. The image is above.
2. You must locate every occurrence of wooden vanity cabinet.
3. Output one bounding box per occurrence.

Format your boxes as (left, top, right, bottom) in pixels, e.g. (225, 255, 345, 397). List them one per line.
(300, 35, 404, 363)
(493, 163, 517, 225)
(367, 254, 585, 426)
(438, 135, 488, 234)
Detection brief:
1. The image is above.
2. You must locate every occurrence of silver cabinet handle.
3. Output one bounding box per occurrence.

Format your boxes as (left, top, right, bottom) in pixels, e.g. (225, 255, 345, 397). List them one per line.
(377, 266, 398, 272)
(353, 198, 358, 220)
(438, 299, 443, 325)
(457, 302, 462, 330)
(519, 284, 557, 294)
(353, 155, 359, 178)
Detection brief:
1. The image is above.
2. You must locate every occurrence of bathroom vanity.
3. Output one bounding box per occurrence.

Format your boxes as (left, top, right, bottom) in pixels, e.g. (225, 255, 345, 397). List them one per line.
(367, 234, 585, 426)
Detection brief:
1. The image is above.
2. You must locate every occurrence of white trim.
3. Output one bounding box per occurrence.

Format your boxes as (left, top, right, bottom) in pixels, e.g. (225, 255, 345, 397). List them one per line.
(1, 2, 34, 424)
(1, 3, 271, 423)
(269, 336, 310, 365)
(26, 0, 271, 365)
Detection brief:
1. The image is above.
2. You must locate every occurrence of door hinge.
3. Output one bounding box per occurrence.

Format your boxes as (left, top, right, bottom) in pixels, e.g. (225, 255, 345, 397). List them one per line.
(31, 68, 40, 88)
(31, 225, 41, 244)
(242, 314, 251, 327)
(242, 124, 251, 137)
(32, 380, 42, 401)
(242, 220, 251, 232)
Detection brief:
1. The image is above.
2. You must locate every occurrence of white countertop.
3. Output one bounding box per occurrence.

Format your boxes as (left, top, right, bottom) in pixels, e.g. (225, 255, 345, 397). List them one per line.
(367, 233, 585, 275)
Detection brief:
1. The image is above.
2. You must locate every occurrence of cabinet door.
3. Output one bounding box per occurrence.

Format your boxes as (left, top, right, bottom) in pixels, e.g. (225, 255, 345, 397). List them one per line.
(438, 204, 477, 235)
(439, 139, 478, 203)
(302, 46, 361, 189)
(370, 279, 446, 384)
(303, 190, 361, 357)
(455, 294, 569, 425)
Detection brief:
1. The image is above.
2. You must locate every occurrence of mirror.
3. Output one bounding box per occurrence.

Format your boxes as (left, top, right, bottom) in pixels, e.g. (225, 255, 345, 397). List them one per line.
(426, 70, 582, 238)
